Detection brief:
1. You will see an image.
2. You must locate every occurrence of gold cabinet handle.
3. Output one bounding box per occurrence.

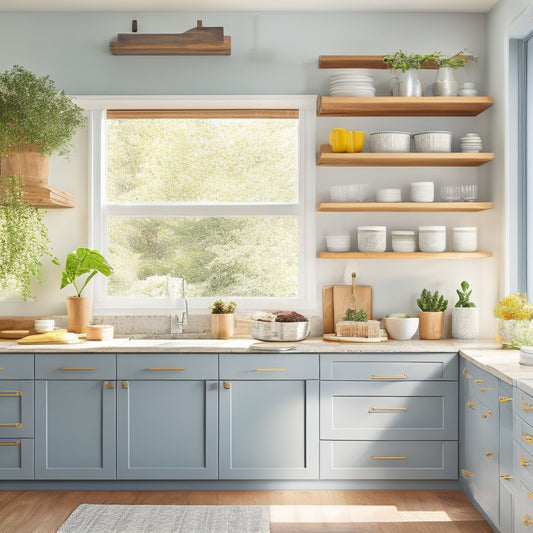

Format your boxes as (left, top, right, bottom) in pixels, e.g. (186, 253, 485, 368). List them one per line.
(501, 474, 513, 481)
(371, 456, 406, 460)
(104, 382, 114, 389)
(482, 412, 493, 419)
(60, 367, 96, 371)
(462, 468, 474, 478)
(521, 455, 531, 467)
(121, 381, 129, 389)
(467, 401, 475, 409)
(0, 368, 3, 371)
(0, 423, 22, 428)
(0, 440, 20, 446)
(485, 451, 495, 459)
(147, 367, 185, 371)
(523, 517, 533, 526)
(370, 374, 408, 380)
(255, 368, 287, 371)
(223, 382, 231, 389)
(523, 434, 533, 445)
(499, 397, 512, 403)
(528, 492, 533, 501)
(522, 398, 533, 413)
(480, 388, 492, 392)
(369, 407, 407, 413)
(463, 368, 471, 378)
(474, 379, 484, 384)
(0, 391, 22, 397)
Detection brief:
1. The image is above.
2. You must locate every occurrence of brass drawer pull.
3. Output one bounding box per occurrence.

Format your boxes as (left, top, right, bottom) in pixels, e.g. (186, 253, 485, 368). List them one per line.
(482, 412, 493, 419)
(371, 456, 406, 460)
(462, 468, 474, 478)
(223, 382, 231, 389)
(522, 397, 533, 413)
(369, 407, 407, 413)
(467, 401, 475, 409)
(370, 374, 408, 380)
(523, 434, 533, 445)
(0, 440, 20, 446)
(147, 367, 185, 371)
(104, 382, 114, 389)
(521, 455, 531, 467)
(474, 379, 484, 384)
(499, 397, 512, 403)
(122, 381, 129, 389)
(523, 517, 533, 526)
(500, 474, 513, 481)
(0, 423, 22, 428)
(480, 388, 492, 392)
(60, 367, 96, 371)
(485, 451, 495, 459)
(0, 391, 22, 397)
(462, 368, 471, 378)
(528, 492, 533, 501)
(255, 368, 287, 372)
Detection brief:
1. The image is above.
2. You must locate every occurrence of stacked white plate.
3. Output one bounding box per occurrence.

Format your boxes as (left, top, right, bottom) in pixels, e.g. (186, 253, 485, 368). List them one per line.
(325, 235, 351, 252)
(329, 70, 376, 97)
(376, 188, 401, 202)
(460, 133, 483, 153)
(409, 182, 434, 203)
(520, 346, 533, 366)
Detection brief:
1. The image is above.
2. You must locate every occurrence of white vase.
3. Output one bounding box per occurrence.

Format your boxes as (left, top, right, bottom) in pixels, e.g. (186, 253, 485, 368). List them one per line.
(397, 69, 422, 97)
(432, 67, 459, 97)
(451, 307, 479, 340)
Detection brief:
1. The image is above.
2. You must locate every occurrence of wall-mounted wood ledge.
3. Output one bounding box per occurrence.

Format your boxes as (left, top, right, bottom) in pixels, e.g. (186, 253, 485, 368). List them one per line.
(23, 185, 75, 208)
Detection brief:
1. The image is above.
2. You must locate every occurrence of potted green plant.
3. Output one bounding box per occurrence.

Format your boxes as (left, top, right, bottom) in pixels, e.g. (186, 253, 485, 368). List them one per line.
(417, 288, 448, 339)
(209, 299, 236, 339)
(451, 281, 479, 340)
(60, 248, 113, 333)
(0, 65, 86, 187)
(432, 51, 470, 97)
(383, 50, 440, 96)
(0, 176, 57, 300)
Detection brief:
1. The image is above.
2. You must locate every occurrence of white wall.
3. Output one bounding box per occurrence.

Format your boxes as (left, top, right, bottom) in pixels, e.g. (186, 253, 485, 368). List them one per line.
(0, 11, 503, 337)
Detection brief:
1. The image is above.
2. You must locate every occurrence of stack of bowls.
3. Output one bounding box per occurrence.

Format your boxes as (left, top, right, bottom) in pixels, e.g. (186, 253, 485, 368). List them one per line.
(460, 133, 483, 153)
(409, 182, 434, 203)
(459, 82, 479, 97)
(329, 70, 376, 97)
(35, 319, 55, 333)
(330, 184, 366, 202)
(325, 235, 351, 252)
(412, 131, 452, 153)
(520, 346, 533, 366)
(376, 188, 401, 203)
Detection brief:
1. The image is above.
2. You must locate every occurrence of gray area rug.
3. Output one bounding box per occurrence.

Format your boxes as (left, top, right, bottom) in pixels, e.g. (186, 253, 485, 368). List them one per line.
(57, 504, 270, 533)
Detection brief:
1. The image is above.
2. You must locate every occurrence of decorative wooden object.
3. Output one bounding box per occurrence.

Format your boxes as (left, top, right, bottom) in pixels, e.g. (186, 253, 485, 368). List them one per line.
(322, 285, 373, 335)
(317, 145, 494, 167)
(319, 251, 493, 259)
(317, 202, 494, 213)
(110, 20, 231, 56)
(66, 297, 92, 334)
(317, 96, 493, 117)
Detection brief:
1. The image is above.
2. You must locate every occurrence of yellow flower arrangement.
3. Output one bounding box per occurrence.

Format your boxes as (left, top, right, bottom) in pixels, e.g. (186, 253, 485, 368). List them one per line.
(494, 293, 533, 321)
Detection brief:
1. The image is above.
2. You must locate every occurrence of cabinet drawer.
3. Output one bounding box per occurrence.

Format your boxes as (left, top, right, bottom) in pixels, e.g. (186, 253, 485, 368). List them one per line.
(0, 354, 34, 379)
(220, 353, 319, 380)
(461, 360, 499, 411)
(0, 380, 34, 438)
(320, 353, 457, 381)
(320, 381, 457, 440)
(515, 413, 533, 457)
(320, 440, 457, 479)
(500, 381, 514, 480)
(36, 353, 116, 380)
(118, 353, 217, 380)
(515, 479, 533, 531)
(0, 438, 34, 479)
(515, 387, 533, 427)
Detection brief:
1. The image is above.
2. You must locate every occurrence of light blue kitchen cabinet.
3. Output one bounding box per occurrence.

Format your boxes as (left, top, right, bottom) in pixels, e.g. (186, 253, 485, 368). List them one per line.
(0, 353, 34, 479)
(34, 353, 116, 479)
(116, 353, 218, 479)
(499, 381, 514, 533)
(219, 353, 319, 479)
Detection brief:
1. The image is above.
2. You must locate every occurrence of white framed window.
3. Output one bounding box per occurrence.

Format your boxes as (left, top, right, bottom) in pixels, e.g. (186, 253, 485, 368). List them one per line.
(84, 96, 316, 314)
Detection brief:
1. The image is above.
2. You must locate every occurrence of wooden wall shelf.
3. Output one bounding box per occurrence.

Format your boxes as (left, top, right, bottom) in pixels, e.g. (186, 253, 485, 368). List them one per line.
(23, 185, 75, 208)
(319, 55, 445, 70)
(319, 251, 493, 260)
(318, 145, 494, 167)
(317, 96, 493, 117)
(317, 202, 494, 213)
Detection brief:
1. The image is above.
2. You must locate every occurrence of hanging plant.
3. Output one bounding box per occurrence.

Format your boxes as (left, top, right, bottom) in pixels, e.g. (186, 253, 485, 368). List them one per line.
(0, 176, 57, 300)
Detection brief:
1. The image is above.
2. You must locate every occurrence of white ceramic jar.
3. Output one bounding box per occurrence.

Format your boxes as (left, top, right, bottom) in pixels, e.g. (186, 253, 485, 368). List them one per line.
(418, 226, 446, 252)
(452, 227, 477, 252)
(358, 226, 387, 252)
(391, 230, 416, 252)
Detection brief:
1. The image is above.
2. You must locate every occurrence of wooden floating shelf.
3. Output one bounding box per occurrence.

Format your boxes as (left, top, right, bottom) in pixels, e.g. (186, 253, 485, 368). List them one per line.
(23, 185, 75, 208)
(319, 251, 493, 260)
(319, 55, 445, 70)
(317, 96, 493, 117)
(317, 202, 494, 213)
(318, 145, 495, 167)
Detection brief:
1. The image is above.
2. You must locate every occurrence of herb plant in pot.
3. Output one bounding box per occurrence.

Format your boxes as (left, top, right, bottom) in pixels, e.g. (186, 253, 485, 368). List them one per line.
(417, 289, 448, 340)
(209, 300, 236, 339)
(451, 281, 478, 339)
(60, 248, 113, 333)
(0, 65, 86, 186)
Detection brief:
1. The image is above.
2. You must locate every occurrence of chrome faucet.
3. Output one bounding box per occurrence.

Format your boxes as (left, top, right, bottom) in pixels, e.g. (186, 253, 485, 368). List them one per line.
(168, 276, 188, 335)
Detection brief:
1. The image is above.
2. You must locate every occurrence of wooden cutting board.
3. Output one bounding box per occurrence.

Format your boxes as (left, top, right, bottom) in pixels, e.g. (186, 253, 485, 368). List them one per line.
(322, 285, 373, 334)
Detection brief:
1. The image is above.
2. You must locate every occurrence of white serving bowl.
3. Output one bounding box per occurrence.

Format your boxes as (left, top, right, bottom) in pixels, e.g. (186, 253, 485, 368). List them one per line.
(383, 317, 419, 340)
(369, 131, 410, 153)
(412, 131, 452, 153)
(326, 235, 351, 252)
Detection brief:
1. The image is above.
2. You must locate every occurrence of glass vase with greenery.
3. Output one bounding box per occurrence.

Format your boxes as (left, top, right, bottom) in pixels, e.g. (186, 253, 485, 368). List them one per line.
(494, 293, 533, 349)
(0, 176, 56, 300)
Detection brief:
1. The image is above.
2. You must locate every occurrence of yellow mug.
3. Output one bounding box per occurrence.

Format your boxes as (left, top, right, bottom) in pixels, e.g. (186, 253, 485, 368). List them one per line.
(346, 131, 365, 153)
(329, 127, 349, 152)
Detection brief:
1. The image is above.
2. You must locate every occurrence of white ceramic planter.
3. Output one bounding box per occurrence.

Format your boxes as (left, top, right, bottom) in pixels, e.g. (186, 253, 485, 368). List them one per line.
(452, 307, 479, 340)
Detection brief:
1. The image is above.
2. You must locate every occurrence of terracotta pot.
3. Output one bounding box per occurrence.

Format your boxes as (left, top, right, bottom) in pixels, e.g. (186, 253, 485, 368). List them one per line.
(0, 144, 50, 187)
(418, 311, 444, 340)
(66, 296, 92, 334)
(211, 314, 234, 339)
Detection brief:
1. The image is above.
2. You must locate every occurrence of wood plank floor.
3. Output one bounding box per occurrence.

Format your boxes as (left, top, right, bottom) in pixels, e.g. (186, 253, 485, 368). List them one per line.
(0, 490, 493, 533)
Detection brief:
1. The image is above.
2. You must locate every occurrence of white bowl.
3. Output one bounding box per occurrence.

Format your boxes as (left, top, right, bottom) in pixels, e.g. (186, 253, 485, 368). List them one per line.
(326, 235, 351, 252)
(412, 131, 452, 153)
(369, 131, 410, 153)
(383, 317, 419, 340)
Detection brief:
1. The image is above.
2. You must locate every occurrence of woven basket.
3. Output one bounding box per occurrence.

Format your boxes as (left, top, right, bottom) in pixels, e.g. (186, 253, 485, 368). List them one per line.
(336, 320, 380, 338)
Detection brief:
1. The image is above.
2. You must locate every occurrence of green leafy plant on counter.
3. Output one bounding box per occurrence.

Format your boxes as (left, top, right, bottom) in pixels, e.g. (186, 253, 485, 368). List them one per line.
(383, 50, 440, 72)
(417, 289, 448, 312)
(455, 281, 476, 308)
(0, 176, 57, 300)
(0, 64, 86, 157)
(209, 299, 237, 314)
(60, 247, 113, 297)
(342, 308, 368, 322)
